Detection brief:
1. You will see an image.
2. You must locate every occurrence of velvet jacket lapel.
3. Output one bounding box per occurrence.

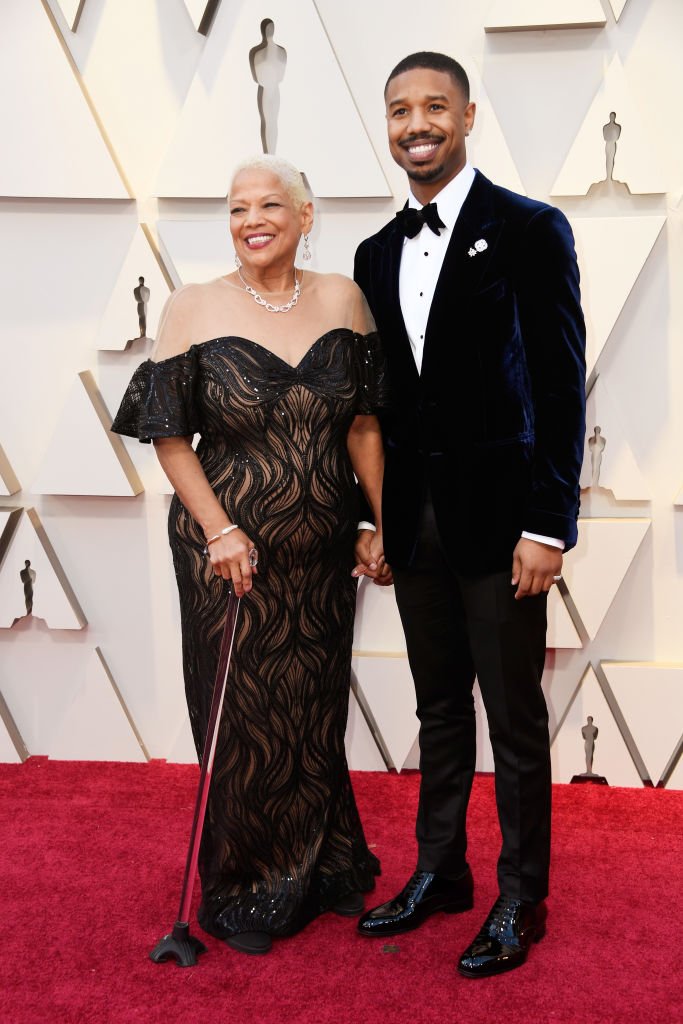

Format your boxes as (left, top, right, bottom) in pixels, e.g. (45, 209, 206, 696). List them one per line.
(421, 172, 504, 381)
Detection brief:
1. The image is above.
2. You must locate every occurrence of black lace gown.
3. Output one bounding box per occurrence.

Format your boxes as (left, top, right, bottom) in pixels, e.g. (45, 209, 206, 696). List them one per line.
(112, 329, 383, 938)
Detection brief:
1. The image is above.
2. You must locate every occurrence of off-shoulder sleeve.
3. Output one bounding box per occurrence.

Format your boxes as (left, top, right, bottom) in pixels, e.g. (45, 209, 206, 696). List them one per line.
(111, 349, 200, 443)
(355, 330, 389, 415)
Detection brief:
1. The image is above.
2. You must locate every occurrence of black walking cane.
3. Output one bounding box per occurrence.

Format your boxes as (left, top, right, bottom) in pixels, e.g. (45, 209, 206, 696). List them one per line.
(150, 553, 255, 968)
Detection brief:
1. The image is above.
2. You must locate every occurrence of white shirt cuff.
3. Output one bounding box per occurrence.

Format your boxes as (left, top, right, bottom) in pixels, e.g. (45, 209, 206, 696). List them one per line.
(521, 531, 565, 550)
(357, 521, 377, 533)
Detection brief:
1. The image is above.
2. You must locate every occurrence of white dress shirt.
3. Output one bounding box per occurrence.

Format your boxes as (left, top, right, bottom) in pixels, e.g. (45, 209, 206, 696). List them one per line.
(396, 163, 563, 552)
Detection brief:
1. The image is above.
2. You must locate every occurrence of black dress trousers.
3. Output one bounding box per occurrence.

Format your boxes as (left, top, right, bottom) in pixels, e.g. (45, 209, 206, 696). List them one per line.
(392, 493, 551, 904)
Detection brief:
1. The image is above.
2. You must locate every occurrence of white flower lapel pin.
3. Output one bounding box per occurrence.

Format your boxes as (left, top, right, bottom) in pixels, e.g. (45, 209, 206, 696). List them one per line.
(467, 238, 488, 257)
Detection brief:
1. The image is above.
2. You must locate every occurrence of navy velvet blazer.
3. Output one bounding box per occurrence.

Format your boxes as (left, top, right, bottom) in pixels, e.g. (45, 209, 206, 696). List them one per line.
(354, 170, 586, 574)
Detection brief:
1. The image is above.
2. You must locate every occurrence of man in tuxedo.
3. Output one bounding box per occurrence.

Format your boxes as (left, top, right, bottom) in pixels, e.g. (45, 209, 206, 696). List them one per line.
(353, 52, 585, 977)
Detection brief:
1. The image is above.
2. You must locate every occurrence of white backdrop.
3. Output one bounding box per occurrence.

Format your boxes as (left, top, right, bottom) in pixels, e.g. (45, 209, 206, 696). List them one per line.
(1, 0, 682, 788)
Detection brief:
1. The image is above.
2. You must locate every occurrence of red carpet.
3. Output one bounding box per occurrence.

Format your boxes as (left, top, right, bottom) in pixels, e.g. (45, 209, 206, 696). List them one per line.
(1, 759, 680, 1024)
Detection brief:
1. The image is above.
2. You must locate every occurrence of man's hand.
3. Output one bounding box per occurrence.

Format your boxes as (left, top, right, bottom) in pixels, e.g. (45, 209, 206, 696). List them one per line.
(511, 538, 562, 599)
(353, 529, 394, 587)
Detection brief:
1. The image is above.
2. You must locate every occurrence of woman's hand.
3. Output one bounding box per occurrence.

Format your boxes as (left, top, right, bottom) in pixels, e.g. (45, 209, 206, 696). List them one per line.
(207, 528, 258, 597)
(352, 529, 393, 587)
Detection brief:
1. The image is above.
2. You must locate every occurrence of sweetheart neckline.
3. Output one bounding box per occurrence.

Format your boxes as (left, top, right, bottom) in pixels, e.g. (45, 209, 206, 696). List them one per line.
(153, 327, 360, 372)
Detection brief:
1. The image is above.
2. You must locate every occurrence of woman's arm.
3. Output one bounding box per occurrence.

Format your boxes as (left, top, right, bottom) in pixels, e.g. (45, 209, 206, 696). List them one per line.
(154, 436, 256, 597)
(347, 414, 392, 586)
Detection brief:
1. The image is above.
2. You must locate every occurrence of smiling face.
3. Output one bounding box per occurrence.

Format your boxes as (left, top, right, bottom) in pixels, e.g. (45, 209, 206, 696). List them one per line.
(229, 168, 313, 278)
(385, 67, 476, 203)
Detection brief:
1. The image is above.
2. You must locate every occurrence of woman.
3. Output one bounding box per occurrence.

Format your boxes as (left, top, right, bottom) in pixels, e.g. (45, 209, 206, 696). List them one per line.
(112, 155, 387, 955)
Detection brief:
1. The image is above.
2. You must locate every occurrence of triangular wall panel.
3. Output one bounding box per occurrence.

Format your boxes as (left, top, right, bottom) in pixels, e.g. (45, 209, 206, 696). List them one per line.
(570, 215, 665, 377)
(551, 666, 643, 785)
(666, 750, 683, 790)
(543, 651, 586, 742)
(464, 61, 526, 195)
(601, 662, 683, 785)
(546, 586, 582, 649)
(156, 0, 390, 198)
(485, 0, 606, 32)
(353, 578, 407, 655)
(1, 646, 147, 761)
(580, 376, 650, 498)
(352, 654, 418, 773)
(182, 0, 221, 33)
(552, 56, 668, 195)
(345, 690, 387, 772)
(0, 508, 86, 629)
(0, 1, 127, 198)
(562, 518, 650, 639)
(54, 0, 86, 31)
(608, 0, 629, 20)
(0, 443, 21, 496)
(94, 227, 173, 351)
(32, 371, 143, 496)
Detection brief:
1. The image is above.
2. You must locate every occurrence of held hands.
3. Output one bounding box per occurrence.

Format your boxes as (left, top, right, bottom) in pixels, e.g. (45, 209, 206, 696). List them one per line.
(511, 538, 562, 599)
(207, 528, 257, 597)
(352, 529, 394, 587)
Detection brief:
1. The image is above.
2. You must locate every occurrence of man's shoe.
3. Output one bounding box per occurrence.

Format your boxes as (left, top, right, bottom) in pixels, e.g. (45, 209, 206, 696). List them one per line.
(457, 896, 546, 978)
(358, 868, 473, 937)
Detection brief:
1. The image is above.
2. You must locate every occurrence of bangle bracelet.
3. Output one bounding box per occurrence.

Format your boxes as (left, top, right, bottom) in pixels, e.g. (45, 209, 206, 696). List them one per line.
(204, 523, 239, 555)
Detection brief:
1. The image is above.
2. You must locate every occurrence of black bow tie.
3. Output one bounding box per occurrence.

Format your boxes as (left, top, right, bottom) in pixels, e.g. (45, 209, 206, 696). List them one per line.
(396, 202, 446, 239)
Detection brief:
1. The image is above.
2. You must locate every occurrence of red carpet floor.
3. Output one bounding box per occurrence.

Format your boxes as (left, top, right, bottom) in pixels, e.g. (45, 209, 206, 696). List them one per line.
(1, 759, 681, 1024)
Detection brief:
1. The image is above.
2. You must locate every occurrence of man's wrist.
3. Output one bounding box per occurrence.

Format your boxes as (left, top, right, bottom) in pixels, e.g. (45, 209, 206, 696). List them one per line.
(358, 521, 377, 533)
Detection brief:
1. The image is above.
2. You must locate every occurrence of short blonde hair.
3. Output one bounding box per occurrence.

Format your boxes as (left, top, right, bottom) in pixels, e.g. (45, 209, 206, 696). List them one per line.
(229, 154, 309, 209)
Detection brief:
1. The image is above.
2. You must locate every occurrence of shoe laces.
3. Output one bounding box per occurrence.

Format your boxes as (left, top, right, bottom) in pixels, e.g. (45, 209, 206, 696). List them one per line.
(478, 896, 521, 939)
(403, 871, 431, 903)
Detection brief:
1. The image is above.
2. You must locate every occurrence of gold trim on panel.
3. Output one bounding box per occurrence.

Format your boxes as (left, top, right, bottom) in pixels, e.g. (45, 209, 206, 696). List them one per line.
(95, 647, 150, 761)
(0, 690, 29, 762)
(26, 507, 88, 628)
(0, 445, 21, 496)
(79, 371, 144, 495)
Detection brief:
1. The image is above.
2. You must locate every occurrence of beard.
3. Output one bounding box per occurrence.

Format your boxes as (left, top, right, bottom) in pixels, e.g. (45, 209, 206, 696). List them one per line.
(406, 162, 446, 183)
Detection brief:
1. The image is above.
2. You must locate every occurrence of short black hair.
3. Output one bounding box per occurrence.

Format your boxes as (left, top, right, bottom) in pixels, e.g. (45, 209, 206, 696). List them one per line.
(384, 52, 470, 100)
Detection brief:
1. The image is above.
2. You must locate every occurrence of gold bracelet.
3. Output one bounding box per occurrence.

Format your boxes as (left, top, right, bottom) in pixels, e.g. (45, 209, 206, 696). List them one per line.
(203, 523, 239, 555)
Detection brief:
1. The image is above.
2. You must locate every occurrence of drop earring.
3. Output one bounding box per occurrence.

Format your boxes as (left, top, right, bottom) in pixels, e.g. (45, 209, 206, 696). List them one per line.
(234, 253, 242, 269)
(302, 234, 312, 261)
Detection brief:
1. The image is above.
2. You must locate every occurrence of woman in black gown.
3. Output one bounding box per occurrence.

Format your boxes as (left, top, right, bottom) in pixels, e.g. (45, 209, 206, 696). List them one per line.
(112, 155, 388, 955)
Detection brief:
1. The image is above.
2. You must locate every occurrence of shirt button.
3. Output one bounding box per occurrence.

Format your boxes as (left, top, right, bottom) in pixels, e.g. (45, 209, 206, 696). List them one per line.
(424, 252, 429, 256)
(419, 291, 424, 296)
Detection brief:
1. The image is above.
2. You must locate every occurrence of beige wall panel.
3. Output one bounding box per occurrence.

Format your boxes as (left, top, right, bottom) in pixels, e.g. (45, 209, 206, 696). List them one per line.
(182, 0, 221, 34)
(550, 666, 642, 785)
(165, 712, 200, 765)
(552, 56, 668, 196)
(463, 62, 526, 194)
(0, 444, 21, 496)
(546, 586, 582, 649)
(570, 215, 666, 378)
(352, 655, 418, 772)
(601, 662, 683, 785)
(32, 371, 143, 496)
(608, 0, 629, 20)
(155, 0, 390, 198)
(0, 509, 86, 630)
(353, 578, 407, 656)
(665, 753, 683, 791)
(562, 519, 650, 640)
(345, 690, 388, 772)
(543, 650, 586, 743)
(0, 718, 23, 763)
(485, 0, 606, 32)
(95, 227, 172, 351)
(0, 1, 126, 198)
(580, 376, 650, 498)
(1, 644, 146, 761)
(55, 0, 86, 31)
(158, 220, 232, 286)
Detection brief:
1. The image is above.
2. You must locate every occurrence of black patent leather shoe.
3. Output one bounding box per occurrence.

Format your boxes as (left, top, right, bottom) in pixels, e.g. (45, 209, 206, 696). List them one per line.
(358, 868, 474, 937)
(457, 896, 546, 978)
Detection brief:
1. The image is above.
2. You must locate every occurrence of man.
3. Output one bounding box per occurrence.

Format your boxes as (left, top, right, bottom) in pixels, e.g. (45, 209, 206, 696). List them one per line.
(353, 52, 585, 978)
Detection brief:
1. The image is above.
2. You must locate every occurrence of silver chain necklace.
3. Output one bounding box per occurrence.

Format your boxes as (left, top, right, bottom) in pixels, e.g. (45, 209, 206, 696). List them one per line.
(237, 266, 301, 313)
